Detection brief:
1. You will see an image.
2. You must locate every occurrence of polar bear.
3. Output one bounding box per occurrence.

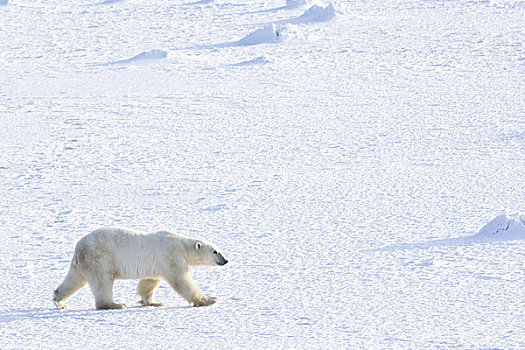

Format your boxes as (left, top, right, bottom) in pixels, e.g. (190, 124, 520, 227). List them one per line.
(53, 227, 228, 310)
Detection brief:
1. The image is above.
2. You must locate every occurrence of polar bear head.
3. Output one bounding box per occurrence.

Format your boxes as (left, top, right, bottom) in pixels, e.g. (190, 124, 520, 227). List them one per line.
(189, 240, 228, 266)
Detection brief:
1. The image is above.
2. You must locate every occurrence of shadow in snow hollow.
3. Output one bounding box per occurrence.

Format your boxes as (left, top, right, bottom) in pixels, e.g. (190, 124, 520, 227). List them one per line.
(365, 232, 525, 253)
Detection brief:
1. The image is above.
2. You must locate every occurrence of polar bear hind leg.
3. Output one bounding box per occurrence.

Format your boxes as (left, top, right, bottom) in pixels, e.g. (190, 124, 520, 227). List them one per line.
(137, 279, 164, 307)
(87, 273, 125, 310)
(54, 265, 87, 309)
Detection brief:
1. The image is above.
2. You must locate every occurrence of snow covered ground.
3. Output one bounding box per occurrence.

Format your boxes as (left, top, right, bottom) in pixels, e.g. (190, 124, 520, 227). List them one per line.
(1, 0, 524, 348)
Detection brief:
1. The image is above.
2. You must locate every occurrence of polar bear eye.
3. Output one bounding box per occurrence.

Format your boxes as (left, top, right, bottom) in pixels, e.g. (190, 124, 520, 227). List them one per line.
(213, 251, 218, 255)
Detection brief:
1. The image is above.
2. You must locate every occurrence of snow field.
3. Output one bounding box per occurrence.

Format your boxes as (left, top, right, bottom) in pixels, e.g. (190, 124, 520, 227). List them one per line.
(1, 0, 524, 348)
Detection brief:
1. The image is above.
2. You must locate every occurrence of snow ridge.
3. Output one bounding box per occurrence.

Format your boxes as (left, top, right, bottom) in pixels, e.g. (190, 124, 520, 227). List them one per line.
(232, 56, 273, 66)
(107, 50, 168, 65)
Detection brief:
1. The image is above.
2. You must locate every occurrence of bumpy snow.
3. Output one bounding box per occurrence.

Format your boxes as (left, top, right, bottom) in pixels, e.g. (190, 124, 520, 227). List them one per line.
(1, 0, 524, 348)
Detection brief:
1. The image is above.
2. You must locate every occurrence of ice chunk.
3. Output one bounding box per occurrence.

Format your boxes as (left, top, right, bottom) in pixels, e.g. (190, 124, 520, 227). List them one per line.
(109, 50, 168, 65)
(476, 212, 525, 240)
(295, 3, 336, 23)
(100, 0, 124, 4)
(126, 50, 167, 61)
(489, 0, 525, 7)
(237, 24, 282, 46)
(189, 0, 213, 5)
(232, 56, 273, 66)
(286, 0, 309, 9)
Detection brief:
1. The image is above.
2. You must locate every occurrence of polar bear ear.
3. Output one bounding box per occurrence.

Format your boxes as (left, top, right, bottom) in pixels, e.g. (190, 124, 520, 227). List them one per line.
(195, 242, 202, 251)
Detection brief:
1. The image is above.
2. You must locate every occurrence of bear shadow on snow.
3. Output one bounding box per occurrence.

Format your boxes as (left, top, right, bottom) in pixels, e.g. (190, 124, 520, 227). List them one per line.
(0, 304, 196, 325)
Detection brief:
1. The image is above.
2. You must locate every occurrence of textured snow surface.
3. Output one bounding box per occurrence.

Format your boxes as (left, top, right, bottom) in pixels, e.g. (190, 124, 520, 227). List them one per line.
(1, 0, 525, 348)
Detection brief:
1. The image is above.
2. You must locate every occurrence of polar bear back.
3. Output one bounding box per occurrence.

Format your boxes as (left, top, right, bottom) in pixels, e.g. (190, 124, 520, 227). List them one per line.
(74, 227, 188, 280)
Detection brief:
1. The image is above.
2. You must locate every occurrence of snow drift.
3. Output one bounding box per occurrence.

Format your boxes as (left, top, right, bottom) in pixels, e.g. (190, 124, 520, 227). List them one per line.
(274, 2, 337, 25)
(236, 24, 282, 46)
(100, 0, 124, 5)
(286, 0, 309, 9)
(489, 0, 525, 8)
(293, 3, 336, 23)
(232, 56, 273, 66)
(234, 3, 336, 47)
(476, 213, 525, 240)
(188, 0, 213, 5)
(109, 50, 168, 65)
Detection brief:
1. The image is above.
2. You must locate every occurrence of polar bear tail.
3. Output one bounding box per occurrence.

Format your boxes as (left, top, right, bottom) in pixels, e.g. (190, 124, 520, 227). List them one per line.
(53, 265, 87, 309)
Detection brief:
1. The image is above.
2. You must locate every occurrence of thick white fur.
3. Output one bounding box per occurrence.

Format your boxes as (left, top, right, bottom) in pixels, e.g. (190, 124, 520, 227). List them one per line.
(53, 227, 227, 309)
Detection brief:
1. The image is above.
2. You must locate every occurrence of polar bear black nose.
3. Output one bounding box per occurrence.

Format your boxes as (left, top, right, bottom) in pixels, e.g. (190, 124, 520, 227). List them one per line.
(217, 254, 228, 265)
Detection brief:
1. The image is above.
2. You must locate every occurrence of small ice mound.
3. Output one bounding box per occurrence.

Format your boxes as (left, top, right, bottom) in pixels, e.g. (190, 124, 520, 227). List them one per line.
(236, 24, 282, 46)
(188, 0, 213, 5)
(286, 0, 309, 9)
(110, 50, 168, 65)
(476, 213, 525, 240)
(129, 50, 167, 61)
(232, 56, 273, 66)
(100, 0, 123, 4)
(489, 0, 525, 8)
(295, 3, 336, 23)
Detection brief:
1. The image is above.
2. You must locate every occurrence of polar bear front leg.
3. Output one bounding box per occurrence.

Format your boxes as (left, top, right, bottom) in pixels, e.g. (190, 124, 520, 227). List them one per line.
(193, 295, 218, 307)
(165, 272, 217, 307)
(137, 279, 164, 307)
(88, 274, 126, 310)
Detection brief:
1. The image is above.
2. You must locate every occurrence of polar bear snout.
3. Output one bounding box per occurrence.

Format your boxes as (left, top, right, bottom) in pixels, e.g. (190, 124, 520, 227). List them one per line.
(216, 253, 228, 266)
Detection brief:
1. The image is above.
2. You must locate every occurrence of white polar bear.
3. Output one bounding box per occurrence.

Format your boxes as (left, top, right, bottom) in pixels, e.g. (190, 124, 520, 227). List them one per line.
(53, 227, 228, 310)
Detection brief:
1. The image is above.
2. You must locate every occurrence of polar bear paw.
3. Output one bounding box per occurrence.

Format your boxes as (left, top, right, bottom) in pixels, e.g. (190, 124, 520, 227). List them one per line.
(138, 300, 164, 307)
(54, 300, 68, 310)
(96, 302, 126, 310)
(193, 296, 218, 307)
